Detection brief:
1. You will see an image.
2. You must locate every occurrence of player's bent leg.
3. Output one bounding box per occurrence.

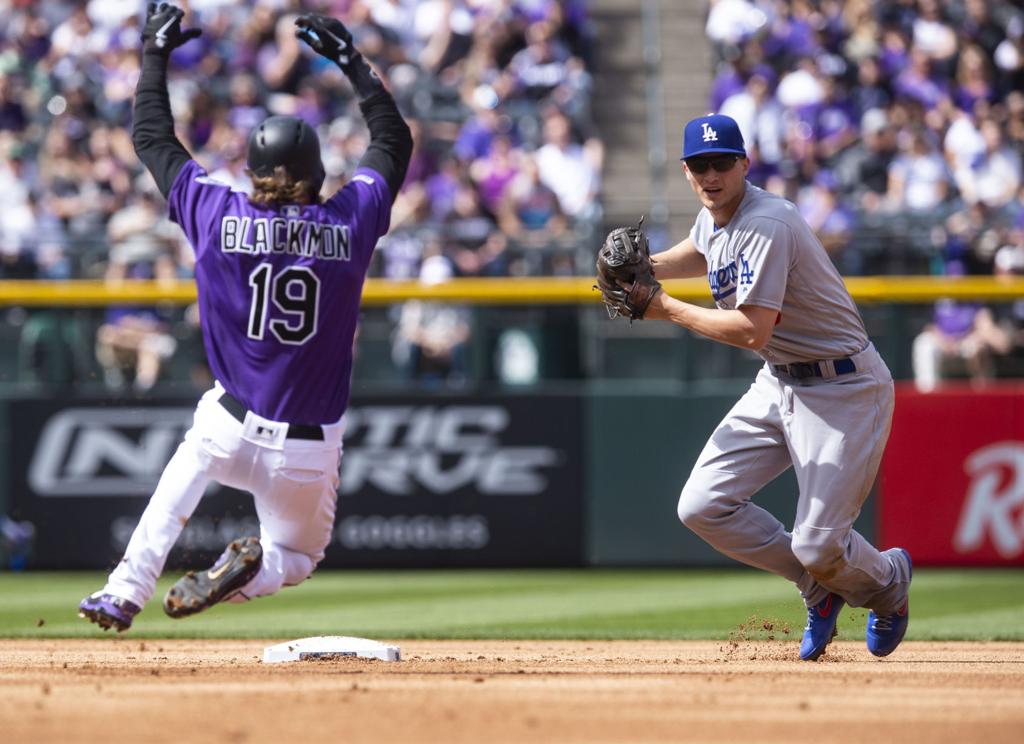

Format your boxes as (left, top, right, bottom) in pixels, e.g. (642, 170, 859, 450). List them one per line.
(239, 442, 340, 599)
(678, 468, 810, 589)
(79, 436, 213, 633)
(101, 449, 212, 607)
(80, 387, 245, 631)
(787, 358, 899, 610)
(676, 366, 824, 593)
(790, 523, 899, 609)
(789, 526, 848, 583)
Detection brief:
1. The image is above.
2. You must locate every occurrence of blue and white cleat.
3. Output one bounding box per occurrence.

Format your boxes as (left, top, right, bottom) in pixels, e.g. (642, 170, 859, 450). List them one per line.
(867, 548, 912, 657)
(800, 592, 846, 661)
(78, 592, 142, 632)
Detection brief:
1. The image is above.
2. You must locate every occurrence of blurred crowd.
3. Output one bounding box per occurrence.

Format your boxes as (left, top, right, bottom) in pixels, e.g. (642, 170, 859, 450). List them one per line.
(707, 0, 1024, 274)
(0, 0, 599, 388)
(0, 0, 599, 282)
(4, 1, 1024, 391)
(707, 0, 1024, 388)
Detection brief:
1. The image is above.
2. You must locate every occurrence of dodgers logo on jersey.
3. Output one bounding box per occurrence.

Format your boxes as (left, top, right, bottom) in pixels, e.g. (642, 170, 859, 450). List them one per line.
(708, 253, 755, 302)
(702, 122, 718, 142)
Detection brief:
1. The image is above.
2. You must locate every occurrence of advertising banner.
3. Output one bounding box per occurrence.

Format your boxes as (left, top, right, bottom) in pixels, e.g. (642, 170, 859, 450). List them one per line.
(8, 394, 584, 569)
(879, 384, 1024, 566)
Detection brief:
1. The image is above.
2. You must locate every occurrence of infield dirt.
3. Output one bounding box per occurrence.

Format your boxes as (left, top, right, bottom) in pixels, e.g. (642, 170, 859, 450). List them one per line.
(1, 639, 1021, 743)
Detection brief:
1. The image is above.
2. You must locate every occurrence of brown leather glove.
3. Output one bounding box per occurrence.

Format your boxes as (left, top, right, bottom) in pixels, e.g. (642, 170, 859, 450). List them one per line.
(595, 217, 662, 321)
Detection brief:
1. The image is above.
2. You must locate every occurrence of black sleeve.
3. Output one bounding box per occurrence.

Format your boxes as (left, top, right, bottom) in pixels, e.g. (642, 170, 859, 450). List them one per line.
(355, 89, 413, 203)
(340, 54, 413, 200)
(132, 52, 192, 199)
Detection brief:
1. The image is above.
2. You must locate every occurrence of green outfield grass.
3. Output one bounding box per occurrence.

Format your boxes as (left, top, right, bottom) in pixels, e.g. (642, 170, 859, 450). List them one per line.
(1, 568, 1022, 641)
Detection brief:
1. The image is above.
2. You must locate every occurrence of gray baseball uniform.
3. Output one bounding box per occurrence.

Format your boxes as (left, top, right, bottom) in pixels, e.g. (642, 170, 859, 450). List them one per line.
(677, 182, 911, 614)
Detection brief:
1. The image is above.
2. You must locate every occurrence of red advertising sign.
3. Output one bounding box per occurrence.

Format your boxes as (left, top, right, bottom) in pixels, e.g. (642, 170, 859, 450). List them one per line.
(880, 383, 1024, 565)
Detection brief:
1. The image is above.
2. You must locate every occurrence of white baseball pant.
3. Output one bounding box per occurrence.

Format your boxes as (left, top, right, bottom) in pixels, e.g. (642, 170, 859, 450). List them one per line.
(103, 381, 343, 608)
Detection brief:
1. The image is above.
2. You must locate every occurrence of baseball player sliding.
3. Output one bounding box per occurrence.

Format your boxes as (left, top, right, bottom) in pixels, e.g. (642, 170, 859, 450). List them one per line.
(79, 3, 412, 631)
(596, 114, 912, 660)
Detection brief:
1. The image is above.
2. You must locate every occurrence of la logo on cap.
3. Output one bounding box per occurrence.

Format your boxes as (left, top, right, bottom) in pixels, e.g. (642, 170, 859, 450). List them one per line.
(681, 114, 746, 160)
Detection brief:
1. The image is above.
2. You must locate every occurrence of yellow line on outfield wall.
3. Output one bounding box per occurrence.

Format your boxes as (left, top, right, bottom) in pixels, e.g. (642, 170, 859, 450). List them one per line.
(0, 276, 1021, 306)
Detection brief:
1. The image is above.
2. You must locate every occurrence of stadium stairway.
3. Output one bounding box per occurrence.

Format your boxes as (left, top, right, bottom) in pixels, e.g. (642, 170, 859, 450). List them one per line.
(591, 0, 711, 249)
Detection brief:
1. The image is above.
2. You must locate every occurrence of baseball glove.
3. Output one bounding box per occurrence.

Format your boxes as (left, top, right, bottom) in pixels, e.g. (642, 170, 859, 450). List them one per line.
(595, 217, 662, 320)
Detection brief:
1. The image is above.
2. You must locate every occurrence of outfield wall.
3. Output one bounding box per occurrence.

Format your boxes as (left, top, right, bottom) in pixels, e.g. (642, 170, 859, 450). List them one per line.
(6, 385, 1024, 569)
(14, 383, 1024, 570)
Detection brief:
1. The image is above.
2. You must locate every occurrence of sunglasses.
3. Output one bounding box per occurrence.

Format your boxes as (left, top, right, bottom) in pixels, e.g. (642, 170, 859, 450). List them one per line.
(685, 155, 740, 174)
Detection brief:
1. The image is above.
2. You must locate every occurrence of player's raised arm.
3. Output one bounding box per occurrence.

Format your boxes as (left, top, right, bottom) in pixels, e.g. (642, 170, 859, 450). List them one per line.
(295, 13, 413, 203)
(131, 3, 202, 199)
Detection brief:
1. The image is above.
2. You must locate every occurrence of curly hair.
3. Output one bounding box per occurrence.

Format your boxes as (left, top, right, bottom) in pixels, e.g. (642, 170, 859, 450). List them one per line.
(247, 166, 322, 207)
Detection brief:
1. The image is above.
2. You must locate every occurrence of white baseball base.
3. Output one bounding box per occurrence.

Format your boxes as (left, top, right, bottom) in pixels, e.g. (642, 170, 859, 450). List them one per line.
(263, 636, 401, 664)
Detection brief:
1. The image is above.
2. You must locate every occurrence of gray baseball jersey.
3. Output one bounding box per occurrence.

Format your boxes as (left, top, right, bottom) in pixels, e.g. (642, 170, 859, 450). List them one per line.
(689, 182, 868, 364)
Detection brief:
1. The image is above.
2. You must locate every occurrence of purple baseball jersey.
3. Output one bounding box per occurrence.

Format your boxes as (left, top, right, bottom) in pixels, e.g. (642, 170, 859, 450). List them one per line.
(167, 160, 392, 424)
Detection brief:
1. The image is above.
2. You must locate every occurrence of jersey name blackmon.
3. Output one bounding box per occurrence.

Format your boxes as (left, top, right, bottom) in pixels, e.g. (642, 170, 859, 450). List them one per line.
(220, 216, 352, 261)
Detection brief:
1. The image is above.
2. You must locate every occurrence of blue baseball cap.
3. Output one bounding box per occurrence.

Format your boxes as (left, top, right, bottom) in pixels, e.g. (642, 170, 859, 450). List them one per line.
(681, 114, 746, 160)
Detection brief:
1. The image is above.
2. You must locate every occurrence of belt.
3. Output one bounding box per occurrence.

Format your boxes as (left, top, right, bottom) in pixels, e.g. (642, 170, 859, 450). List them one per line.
(218, 392, 324, 441)
(772, 357, 856, 380)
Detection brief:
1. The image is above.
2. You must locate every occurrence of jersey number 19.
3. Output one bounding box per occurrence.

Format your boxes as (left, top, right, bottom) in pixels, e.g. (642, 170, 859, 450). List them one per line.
(247, 263, 320, 344)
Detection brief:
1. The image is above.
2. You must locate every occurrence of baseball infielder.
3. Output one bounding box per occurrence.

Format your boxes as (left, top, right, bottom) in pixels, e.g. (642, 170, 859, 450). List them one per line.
(79, 4, 412, 631)
(597, 114, 911, 660)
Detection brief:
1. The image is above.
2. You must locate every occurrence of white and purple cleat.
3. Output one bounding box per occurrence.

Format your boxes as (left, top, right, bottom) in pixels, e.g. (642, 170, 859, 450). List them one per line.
(78, 592, 141, 632)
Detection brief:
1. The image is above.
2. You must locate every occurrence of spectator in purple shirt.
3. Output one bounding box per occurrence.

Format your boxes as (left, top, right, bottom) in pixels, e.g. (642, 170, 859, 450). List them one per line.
(470, 134, 523, 214)
(453, 85, 509, 162)
(953, 44, 995, 113)
(893, 48, 950, 109)
(0, 73, 27, 132)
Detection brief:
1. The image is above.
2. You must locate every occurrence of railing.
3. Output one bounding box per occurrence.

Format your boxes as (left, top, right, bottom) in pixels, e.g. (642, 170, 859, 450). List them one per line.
(0, 275, 1021, 306)
(0, 277, 1020, 392)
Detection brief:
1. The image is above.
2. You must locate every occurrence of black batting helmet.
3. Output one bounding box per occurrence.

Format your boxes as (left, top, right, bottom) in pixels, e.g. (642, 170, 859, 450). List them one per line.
(246, 115, 325, 194)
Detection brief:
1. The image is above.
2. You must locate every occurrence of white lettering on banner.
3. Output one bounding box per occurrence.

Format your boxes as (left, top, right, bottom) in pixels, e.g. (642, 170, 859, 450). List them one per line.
(29, 408, 194, 496)
(111, 513, 260, 552)
(337, 515, 489, 550)
(29, 404, 563, 498)
(341, 406, 561, 496)
(340, 448, 559, 495)
(348, 406, 508, 451)
(112, 513, 490, 552)
(954, 441, 1024, 558)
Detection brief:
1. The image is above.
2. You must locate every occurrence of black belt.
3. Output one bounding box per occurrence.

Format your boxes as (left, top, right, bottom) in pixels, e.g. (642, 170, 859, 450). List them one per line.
(772, 357, 856, 379)
(218, 392, 324, 441)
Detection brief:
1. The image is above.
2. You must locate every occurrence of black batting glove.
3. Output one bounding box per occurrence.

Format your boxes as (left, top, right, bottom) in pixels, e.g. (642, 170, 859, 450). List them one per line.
(142, 2, 202, 56)
(295, 13, 356, 68)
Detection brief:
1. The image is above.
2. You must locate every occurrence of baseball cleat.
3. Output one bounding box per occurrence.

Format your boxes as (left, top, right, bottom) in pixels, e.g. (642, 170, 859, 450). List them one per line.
(163, 536, 262, 618)
(866, 549, 912, 657)
(78, 592, 142, 632)
(799, 592, 846, 661)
